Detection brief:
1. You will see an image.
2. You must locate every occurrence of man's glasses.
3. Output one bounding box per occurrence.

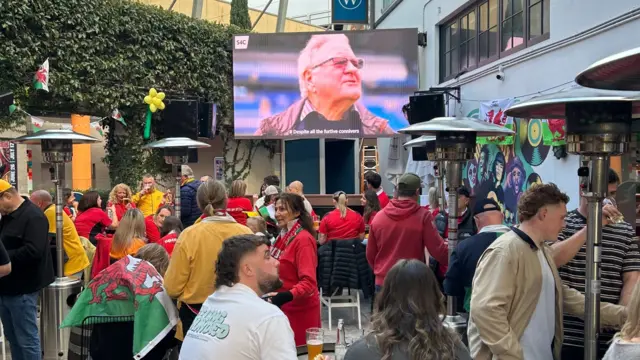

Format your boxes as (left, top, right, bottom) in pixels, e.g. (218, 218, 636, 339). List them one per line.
(312, 57, 364, 70)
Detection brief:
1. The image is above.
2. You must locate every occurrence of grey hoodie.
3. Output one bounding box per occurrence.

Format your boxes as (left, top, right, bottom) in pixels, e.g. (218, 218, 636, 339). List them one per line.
(602, 337, 640, 360)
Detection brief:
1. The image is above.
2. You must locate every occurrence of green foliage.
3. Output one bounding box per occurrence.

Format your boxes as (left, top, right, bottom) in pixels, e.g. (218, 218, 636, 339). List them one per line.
(0, 0, 242, 188)
(230, 0, 252, 29)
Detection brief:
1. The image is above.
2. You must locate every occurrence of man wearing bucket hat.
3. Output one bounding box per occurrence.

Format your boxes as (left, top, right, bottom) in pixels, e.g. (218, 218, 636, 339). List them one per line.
(0, 179, 54, 359)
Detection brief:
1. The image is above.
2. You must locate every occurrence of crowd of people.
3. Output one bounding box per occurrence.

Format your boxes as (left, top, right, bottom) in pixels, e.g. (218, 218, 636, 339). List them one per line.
(0, 165, 639, 359)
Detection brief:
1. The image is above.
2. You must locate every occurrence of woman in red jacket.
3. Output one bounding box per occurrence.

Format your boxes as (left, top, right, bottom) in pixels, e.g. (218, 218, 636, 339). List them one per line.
(266, 193, 320, 346)
(226, 179, 252, 226)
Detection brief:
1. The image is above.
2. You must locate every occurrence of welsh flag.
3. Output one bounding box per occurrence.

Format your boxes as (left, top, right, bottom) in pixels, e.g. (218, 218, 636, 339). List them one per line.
(477, 98, 515, 145)
(61, 256, 178, 358)
(30, 116, 45, 133)
(542, 118, 567, 146)
(34, 59, 50, 92)
(90, 121, 104, 137)
(112, 108, 126, 126)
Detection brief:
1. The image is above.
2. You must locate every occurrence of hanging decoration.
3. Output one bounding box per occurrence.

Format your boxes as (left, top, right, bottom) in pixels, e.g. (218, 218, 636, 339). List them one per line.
(33, 59, 50, 92)
(90, 121, 105, 137)
(143, 88, 165, 139)
(477, 98, 516, 145)
(111, 108, 126, 126)
(542, 119, 567, 146)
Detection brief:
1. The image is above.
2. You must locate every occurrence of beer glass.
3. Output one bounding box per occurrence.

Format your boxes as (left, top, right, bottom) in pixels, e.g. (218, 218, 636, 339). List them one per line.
(306, 327, 324, 359)
(603, 197, 625, 224)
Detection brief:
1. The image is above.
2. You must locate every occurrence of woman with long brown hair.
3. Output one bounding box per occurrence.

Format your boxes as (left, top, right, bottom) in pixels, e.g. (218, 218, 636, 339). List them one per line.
(361, 189, 381, 226)
(602, 281, 640, 359)
(345, 259, 471, 360)
(264, 192, 320, 346)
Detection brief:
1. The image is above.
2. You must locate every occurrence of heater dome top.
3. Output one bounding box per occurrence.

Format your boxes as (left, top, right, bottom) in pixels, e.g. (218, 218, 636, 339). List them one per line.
(504, 86, 640, 119)
(144, 137, 211, 149)
(12, 129, 99, 145)
(576, 47, 640, 91)
(398, 117, 515, 136)
(403, 135, 436, 148)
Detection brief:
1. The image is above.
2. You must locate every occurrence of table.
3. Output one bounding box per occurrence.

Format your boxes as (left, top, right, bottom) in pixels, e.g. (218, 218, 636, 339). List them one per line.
(297, 343, 335, 359)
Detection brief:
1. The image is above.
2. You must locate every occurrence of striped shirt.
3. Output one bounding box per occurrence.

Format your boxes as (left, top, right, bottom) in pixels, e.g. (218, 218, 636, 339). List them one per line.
(557, 210, 640, 352)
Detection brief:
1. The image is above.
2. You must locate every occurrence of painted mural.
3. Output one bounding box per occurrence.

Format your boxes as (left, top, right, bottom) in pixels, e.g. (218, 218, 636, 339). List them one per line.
(463, 108, 548, 225)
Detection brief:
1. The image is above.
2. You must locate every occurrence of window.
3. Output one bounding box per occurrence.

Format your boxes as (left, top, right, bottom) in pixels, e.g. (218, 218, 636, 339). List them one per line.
(382, 0, 395, 10)
(439, 0, 550, 82)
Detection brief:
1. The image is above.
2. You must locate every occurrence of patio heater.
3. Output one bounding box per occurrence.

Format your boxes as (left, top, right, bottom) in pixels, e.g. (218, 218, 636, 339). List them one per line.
(505, 87, 640, 360)
(403, 135, 446, 208)
(399, 117, 514, 336)
(144, 137, 210, 218)
(12, 129, 99, 360)
(575, 46, 640, 91)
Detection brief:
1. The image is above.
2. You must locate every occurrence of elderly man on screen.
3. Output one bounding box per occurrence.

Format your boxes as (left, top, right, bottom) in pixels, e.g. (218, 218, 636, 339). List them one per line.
(255, 34, 394, 137)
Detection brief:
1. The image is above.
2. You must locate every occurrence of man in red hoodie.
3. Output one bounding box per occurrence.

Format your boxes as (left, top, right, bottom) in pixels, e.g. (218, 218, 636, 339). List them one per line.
(366, 172, 449, 289)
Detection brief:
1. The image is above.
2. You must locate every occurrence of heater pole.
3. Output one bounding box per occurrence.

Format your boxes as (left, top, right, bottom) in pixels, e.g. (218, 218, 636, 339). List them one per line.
(53, 163, 65, 278)
(174, 165, 182, 219)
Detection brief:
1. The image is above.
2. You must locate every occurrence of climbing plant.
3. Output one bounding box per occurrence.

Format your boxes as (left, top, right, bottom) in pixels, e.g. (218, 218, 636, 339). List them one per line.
(0, 0, 242, 188)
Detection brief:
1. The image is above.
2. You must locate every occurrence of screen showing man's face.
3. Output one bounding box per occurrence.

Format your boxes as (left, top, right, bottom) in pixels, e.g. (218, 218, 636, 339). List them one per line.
(308, 40, 362, 105)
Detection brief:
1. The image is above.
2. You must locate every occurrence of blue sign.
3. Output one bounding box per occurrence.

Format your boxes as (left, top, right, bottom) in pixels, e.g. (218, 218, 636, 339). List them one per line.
(331, 0, 368, 24)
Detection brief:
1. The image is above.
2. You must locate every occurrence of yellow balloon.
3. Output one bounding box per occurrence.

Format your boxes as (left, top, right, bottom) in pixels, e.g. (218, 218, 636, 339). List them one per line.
(153, 98, 162, 107)
(149, 104, 157, 113)
(157, 92, 165, 101)
(144, 95, 152, 104)
(149, 88, 157, 98)
(158, 102, 165, 110)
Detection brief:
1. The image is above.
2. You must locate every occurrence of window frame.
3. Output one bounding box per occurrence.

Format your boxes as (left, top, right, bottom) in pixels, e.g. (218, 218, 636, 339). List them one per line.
(439, 0, 550, 83)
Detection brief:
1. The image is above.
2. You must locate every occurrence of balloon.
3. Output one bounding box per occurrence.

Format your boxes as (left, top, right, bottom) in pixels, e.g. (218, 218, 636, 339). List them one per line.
(158, 102, 165, 110)
(153, 98, 162, 107)
(149, 88, 157, 97)
(157, 92, 165, 101)
(149, 104, 157, 113)
(144, 96, 152, 104)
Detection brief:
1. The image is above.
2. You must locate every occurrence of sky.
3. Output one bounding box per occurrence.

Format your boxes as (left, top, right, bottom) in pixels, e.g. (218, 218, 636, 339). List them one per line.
(247, 0, 330, 22)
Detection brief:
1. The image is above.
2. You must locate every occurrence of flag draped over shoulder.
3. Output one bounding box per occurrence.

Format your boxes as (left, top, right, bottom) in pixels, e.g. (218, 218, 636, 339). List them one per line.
(61, 256, 178, 359)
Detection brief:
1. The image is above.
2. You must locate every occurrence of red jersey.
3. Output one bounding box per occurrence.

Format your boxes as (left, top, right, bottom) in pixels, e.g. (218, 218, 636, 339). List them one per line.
(75, 207, 112, 241)
(226, 197, 252, 226)
(108, 201, 136, 221)
(269, 225, 320, 346)
(144, 215, 161, 244)
(319, 208, 365, 240)
(378, 191, 390, 208)
(159, 232, 179, 256)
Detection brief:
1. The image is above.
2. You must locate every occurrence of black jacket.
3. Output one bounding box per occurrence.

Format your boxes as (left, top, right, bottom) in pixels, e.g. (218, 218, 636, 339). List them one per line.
(0, 198, 54, 295)
(180, 180, 202, 227)
(435, 209, 477, 240)
(317, 239, 374, 299)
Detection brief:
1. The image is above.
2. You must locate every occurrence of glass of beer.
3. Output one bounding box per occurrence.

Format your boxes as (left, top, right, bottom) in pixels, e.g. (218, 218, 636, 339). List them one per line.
(603, 197, 625, 224)
(306, 327, 324, 359)
(313, 215, 320, 231)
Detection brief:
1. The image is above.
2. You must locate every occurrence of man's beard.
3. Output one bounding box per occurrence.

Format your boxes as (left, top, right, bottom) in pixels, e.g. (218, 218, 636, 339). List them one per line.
(258, 275, 283, 295)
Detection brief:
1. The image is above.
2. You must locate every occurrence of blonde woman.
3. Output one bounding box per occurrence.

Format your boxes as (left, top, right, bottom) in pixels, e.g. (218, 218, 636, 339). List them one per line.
(226, 179, 252, 226)
(108, 183, 136, 221)
(318, 191, 365, 245)
(602, 281, 640, 359)
(109, 209, 146, 262)
(164, 180, 252, 337)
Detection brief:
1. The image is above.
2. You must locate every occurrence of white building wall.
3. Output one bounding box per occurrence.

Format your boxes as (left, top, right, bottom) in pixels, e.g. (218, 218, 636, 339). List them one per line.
(375, 0, 640, 211)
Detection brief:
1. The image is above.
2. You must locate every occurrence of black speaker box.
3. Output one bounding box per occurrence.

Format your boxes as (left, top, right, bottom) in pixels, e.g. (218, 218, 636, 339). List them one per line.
(408, 94, 444, 162)
(198, 102, 216, 138)
(161, 99, 199, 138)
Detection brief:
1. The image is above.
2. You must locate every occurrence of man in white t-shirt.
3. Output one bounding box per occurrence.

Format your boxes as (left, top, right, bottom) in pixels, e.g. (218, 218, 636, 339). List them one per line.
(179, 234, 297, 360)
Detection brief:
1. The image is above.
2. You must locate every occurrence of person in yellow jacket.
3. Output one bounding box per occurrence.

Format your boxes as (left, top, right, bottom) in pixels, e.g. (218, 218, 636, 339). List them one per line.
(30, 190, 89, 278)
(131, 174, 164, 217)
(164, 180, 252, 339)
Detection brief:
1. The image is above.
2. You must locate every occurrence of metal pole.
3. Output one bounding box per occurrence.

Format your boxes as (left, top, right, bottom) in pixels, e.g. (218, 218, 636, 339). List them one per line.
(53, 163, 64, 278)
(191, 0, 204, 19)
(584, 156, 608, 360)
(251, 0, 275, 30)
(275, 0, 289, 32)
(369, 0, 375, 29)
(436, 161, 446, 210)
(174, 165, 182, 219)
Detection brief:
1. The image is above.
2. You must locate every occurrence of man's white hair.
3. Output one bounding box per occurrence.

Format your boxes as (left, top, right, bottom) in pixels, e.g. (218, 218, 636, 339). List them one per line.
(181, 165, 194, 178)
(297, 33, 351, 98)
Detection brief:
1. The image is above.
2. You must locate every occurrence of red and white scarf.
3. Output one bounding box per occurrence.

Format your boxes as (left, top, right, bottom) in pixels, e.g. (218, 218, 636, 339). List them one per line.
(270, 220, 302, 260)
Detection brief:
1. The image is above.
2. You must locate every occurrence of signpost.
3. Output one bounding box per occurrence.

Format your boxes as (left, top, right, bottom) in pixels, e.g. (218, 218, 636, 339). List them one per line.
(331, 0, 369, 24)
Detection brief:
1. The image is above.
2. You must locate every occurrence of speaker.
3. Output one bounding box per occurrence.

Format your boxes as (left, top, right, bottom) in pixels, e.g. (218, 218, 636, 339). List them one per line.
(408, 93, 445, 124)
(188, 148, 198, 163)
(408, 94, 444, 162)
(198, 102, 217, 139)
(161, 99, 199, 138)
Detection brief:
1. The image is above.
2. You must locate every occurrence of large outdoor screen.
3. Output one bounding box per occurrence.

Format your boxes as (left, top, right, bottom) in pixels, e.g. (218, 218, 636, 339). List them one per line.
(232, 28, 419, 139)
